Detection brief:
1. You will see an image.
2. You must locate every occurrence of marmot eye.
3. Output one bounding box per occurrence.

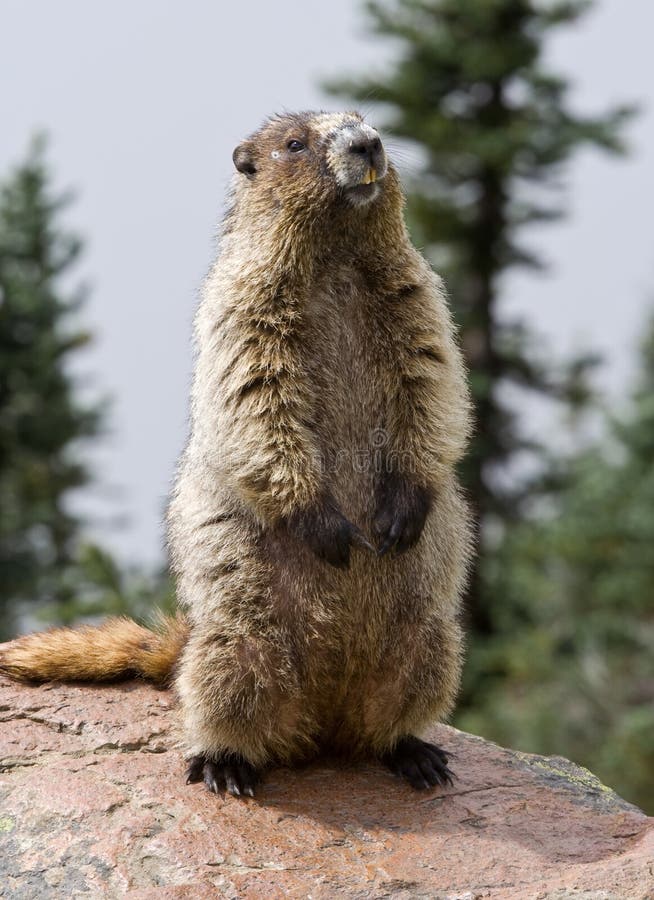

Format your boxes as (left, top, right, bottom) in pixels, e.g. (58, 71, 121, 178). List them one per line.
(287, 140, 305, 153)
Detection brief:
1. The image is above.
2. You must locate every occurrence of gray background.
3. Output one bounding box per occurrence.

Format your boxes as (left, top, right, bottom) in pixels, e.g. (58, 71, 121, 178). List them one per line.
(2, 0, 652, 565)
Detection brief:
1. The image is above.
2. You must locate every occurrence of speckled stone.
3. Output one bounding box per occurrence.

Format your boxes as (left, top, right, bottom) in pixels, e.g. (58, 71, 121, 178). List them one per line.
(0, 675, 652, 899)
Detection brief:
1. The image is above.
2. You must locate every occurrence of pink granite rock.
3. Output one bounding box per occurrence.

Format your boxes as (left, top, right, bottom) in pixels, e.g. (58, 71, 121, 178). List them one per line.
(1, 676, 652, 898)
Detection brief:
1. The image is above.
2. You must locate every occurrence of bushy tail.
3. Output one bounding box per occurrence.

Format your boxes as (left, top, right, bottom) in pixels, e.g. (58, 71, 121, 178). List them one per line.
(0, 614, 188, 685)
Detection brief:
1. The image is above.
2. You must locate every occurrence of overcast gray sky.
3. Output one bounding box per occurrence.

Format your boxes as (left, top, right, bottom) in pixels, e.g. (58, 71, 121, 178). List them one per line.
(2, 0, 653, 566)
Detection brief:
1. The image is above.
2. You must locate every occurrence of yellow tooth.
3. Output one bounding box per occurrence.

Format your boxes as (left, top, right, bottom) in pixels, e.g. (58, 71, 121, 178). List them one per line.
(361, 167, 377, 185)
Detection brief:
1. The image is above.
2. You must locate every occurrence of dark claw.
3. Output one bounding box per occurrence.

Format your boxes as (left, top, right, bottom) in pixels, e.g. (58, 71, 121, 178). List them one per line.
(204, 763, 221, 795)
(287, 494, 375, 569)
(420, 741, 455, 785)
(238, 764, 256, 797)
(402, 760, 430, 790)
(377, 519, 403, 557)
(373, 474, 431, 557)
(185, 755, 205, 784)
(382, 736, 455, 791)
(416, 757, 440, 786)
(184, 753, 261, 798)
(224, 765, 241, 797)
(422, 741, 448, 764)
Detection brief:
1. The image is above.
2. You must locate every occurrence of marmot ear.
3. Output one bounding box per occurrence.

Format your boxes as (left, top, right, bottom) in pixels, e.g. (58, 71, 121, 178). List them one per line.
(233, 142, 257, 177)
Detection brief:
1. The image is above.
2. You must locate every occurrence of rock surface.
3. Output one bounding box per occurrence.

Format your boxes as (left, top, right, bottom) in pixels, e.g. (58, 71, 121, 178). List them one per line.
(0, 676, 652, 899)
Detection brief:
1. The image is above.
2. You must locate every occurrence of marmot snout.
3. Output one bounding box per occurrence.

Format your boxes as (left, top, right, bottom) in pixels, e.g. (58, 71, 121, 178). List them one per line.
(324, 118, 388, 201)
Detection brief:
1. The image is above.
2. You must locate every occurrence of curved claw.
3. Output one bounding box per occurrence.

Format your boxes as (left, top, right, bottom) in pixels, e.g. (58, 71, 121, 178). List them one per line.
(287, 495, 375, 569)
(373, 475, 432, 557)
(382, 736, 455, 791)
(184, 753, 261, 799)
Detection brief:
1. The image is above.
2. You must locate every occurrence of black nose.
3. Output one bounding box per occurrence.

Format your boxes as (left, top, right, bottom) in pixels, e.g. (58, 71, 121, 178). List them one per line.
(348, 136, 382, 162)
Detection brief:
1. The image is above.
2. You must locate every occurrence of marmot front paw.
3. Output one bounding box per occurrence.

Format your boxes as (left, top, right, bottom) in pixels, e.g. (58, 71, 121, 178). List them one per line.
(286, 495, 374, 569)
(185, 752, 261, 798)
(373, 473, 432, 556)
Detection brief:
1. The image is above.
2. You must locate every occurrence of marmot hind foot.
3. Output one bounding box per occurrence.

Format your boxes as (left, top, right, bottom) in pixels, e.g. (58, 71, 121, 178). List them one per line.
(185, 752, 261, 798)
(382, 735, 455, 790)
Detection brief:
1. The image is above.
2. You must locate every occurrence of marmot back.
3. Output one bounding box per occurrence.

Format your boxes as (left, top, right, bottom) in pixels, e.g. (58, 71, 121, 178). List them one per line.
(1, 111, 473, 800)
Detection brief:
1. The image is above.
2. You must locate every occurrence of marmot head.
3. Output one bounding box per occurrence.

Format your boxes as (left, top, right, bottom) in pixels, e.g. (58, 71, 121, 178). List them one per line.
(232, 111, 392, 212)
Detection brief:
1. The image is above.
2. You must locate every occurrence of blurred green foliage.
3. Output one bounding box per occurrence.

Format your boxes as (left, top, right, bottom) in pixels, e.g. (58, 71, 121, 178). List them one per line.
(460, 316, 654, 811)
(0, 138, 102, 639)
(0, 140, 172, 639)
(327, 0, 651, 811)
(35, 542, 175, 626)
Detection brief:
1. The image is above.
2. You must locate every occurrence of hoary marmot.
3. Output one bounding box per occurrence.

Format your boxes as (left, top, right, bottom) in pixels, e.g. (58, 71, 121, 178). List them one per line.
(0, 111, 473, 799)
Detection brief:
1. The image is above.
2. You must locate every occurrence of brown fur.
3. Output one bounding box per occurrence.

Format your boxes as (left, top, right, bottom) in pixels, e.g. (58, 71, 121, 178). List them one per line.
(0, 111, 473, 781)
(0, 614, 188, 684)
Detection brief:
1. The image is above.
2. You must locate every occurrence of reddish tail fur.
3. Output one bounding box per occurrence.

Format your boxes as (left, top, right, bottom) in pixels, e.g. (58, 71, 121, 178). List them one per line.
(0, 614, 188, 685)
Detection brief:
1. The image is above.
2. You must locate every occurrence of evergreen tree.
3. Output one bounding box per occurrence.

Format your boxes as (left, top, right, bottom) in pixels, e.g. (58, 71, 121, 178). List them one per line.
(325, 0, 633, 636)
(40, 543, 176, 626)
(0, 138, 103, 639)
(458, 311, 654, 812)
